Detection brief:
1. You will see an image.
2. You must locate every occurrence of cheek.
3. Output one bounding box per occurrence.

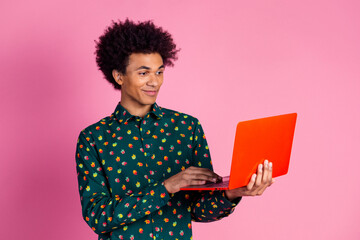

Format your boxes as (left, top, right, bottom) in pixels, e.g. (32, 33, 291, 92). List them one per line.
(127, 77, 145, 91)
(158, 77, 164, 87)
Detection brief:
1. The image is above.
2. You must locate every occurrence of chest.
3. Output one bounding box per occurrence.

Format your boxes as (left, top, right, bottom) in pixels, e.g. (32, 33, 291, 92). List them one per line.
(93, 118, 195, 195)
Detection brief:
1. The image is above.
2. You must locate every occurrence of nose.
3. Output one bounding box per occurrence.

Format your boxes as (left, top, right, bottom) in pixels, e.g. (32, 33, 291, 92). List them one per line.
(147, 73, 161, 86)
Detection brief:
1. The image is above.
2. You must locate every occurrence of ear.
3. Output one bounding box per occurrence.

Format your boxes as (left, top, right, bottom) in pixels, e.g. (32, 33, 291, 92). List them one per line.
(112, 69, 124, 86)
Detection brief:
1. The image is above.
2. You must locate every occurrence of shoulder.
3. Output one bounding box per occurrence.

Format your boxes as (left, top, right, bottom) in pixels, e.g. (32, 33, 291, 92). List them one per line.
(158, 106, 200, 124)
(78, 115, 114, 139)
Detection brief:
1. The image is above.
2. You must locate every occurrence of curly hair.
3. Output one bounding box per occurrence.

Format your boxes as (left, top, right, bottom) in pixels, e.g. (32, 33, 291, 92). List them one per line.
(95, 19, 180, 90)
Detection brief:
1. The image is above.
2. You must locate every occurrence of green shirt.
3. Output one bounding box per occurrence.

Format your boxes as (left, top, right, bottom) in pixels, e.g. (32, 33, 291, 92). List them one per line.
(75, 102, 240, 240)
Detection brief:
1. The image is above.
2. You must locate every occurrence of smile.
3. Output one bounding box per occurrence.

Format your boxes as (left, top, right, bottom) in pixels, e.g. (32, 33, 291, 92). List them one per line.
(142, 90, 158, 96)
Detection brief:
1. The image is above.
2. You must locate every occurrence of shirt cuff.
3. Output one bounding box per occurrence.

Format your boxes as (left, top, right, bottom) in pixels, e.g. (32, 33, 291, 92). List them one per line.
(221, 190, 242, 207)
(127, 181, 171, 208)
(154, 181, 171, 206)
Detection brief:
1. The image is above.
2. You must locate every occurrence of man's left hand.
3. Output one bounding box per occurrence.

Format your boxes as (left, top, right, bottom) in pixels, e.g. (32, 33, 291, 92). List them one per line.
(225, 160, 274, 201)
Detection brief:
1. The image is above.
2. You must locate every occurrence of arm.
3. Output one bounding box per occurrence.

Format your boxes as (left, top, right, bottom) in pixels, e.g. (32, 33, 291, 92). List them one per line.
(163, 119, 241, 222)
(189, 190, 240, 222)
(188, 120, 274, 209)
(188, 119, 240, 222)
(75, 130, 170, 235)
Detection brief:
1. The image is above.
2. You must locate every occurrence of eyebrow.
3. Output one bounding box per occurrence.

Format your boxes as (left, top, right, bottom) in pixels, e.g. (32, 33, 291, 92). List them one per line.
(135, 65, 164, 71)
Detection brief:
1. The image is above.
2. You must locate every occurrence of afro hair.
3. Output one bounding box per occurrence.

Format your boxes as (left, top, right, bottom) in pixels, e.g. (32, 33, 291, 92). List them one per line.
(95, 19, 180, 90)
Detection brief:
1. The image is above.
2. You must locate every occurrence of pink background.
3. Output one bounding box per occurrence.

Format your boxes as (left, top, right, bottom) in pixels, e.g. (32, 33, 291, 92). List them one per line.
(1, 0, 359, 239)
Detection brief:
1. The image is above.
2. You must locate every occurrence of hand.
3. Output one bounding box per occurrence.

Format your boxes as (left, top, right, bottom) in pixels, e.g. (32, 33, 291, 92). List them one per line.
(225, 160, 274, 201)
(164, 166, 222, 194)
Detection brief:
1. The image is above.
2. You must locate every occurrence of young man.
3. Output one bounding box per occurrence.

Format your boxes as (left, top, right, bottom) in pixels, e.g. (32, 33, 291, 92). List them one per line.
(75, 19, 273, 240)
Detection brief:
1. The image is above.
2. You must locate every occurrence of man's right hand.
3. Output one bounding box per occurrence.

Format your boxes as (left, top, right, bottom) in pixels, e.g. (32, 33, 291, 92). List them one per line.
(164, 166, 222, 194)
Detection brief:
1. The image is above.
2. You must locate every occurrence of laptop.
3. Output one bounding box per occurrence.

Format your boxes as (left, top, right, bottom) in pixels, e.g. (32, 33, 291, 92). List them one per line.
(180, 113, 297, 190)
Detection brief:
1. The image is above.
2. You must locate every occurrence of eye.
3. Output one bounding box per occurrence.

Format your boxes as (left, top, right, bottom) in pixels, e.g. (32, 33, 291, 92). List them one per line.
(156, 71, 164, 75)
(138, 72, 148, 76)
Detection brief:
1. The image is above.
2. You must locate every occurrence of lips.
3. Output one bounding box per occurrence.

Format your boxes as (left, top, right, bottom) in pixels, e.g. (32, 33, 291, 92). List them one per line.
(142, 90, 158, 96)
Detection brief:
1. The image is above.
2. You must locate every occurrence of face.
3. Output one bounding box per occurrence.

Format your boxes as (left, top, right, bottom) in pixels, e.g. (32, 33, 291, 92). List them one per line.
(114, 52, 164, 110)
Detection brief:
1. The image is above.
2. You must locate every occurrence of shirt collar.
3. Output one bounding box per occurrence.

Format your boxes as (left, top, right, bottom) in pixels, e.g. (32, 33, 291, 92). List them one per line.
(113, 102, 163, 123)
(151, 102, 163, 118)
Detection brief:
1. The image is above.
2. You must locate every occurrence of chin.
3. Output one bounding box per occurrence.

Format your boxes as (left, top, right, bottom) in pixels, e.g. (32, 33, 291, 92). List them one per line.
(140, 99, 156, 106)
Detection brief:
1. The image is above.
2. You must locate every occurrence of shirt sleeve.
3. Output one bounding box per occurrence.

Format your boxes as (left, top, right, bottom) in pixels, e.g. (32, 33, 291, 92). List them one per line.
(189, 119, 241, 222)
(75, 130, 171, 235)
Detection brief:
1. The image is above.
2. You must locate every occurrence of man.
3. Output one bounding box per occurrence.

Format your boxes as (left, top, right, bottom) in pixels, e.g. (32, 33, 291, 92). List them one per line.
(75, 19, 273, 240)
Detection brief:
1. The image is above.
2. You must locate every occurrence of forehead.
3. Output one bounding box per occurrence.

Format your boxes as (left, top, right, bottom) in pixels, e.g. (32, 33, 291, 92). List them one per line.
(127, 52, 163, 69)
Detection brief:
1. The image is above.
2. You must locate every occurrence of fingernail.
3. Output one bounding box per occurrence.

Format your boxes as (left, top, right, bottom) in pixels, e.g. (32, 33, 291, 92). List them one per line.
(212, 178, 217, 182)
(264, 160, 268, 166)
(201, 181, 206, 184)
(269, 162, 273, 169)
(259, 164, 263, 171)
(252, 174, 256, 180)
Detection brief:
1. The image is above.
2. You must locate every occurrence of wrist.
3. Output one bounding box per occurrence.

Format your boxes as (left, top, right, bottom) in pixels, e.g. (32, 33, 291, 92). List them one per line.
(163, 179, 173, 194)
(225, 190, 241, 202)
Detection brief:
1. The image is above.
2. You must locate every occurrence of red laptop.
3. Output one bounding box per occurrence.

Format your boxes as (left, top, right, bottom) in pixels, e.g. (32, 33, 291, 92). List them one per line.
(180, 113, 297, 191)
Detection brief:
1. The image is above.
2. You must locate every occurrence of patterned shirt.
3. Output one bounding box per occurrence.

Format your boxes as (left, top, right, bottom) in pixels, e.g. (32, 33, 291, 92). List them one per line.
(75, 102, 241, 240)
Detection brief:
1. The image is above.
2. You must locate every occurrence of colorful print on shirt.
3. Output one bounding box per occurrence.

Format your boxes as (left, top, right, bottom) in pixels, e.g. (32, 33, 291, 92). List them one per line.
(75, 102, 240, 240)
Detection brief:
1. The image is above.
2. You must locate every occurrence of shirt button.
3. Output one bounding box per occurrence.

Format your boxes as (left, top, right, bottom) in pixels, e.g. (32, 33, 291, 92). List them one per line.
(156, 234, 159, 237)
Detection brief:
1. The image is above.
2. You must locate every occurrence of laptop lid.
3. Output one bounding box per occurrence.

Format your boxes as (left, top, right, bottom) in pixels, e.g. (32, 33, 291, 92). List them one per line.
(180, 113, 297, 191)
(228, 112, 297, 189)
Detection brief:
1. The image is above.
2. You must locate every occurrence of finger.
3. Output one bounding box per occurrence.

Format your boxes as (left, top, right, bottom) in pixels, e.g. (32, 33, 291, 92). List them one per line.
(179, 179, 206, 188)
(262, 160, 269, 184)
(193, 173, 218, 182)
(258, 179, 270, 194)
(254, 164, 263, 188)
(257, 163, 275, 194)
(186, 168, 221, 182)
(246, 173, 257, 191)
(257, 186, 266, 195)
(189, 180, 207, 185)
(269, 178, 275, 186)
(186, 167, 215, 176)
(268, 162, 273, 183)
(256, 182, 269, 196)
(183, 172, 218, 183)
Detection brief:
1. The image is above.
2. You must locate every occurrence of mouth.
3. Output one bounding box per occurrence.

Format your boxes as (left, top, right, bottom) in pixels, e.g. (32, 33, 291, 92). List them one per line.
(142, 90, 158, 96)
